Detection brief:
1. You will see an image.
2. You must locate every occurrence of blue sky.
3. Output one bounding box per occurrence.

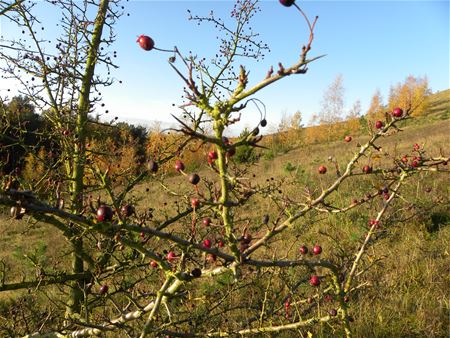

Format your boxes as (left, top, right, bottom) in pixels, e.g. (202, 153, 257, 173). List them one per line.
(1, 1, 449, 133)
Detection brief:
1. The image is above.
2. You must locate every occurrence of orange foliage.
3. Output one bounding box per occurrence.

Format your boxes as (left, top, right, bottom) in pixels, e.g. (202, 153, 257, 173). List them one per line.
(146, 126, 208, 172)
(388, 75, 430, 116)
(85, 129, 141, 185)
(366, 90, 385, 120)
(23, 147, 46, 183)
(304, 118, 361, 145)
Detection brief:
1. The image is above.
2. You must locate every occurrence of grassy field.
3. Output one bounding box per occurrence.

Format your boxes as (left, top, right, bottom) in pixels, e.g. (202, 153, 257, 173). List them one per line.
(1, 104, 449, 336)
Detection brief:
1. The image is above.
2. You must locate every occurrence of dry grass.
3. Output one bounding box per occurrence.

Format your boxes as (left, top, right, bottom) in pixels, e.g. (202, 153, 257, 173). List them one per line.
(0, 116, 448, 336)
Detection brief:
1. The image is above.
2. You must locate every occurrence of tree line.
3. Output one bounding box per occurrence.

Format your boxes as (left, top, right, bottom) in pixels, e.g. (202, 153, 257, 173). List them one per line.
(1, 74, 432, 181)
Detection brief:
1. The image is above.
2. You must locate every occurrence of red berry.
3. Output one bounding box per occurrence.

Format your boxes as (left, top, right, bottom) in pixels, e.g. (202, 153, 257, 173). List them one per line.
(62, 129, 70, 136)
(392, 107, 403, 118)
(167, 251, 176, 262)
(189, 173, 200, 185)
(413, 143, 420, 151)
(137, 35, 154, 51)
(299, 245, 308, 255)
(191, 198, 200, 208)
(344, 135, 352, 142)
(279, 0, 295, 6)
(313, 245, 322, 255)
(202, 218, 211, 226)
(369, 219, 380, 227)
(97, 205, 113, 222)
(150, 260, 158, 268)
(375, 120, 383, 129)
(120, 204, 134, 217)
(329, 309, 337, 317)
(175, 160, 185, 172)
(411, 160, 419, 167)
(401, 156, 408, 164)
(208, 151, 218, 160)
(99, 285, 109, 295)
(284, 300, 290, 309)
(362, 165, 372, 174)
(383, 193, 390, 200)
(309, 275, 320, 287)
(203, 239, 212, 249)
(218, 240, 225, 248)
(318, 165, 327, 174)
(343, 295, 350, 303)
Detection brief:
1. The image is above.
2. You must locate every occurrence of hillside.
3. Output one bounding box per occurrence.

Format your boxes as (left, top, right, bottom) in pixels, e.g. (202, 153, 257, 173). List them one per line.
(259, 89, 449, 155)
(1, 113, 449, 336)
(427, 88, 450, 117)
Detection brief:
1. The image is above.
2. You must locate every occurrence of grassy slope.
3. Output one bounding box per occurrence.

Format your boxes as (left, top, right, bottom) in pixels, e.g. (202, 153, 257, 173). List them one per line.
(427, 89, 450, 116)
(0, 92, 449, 336)
(261, 100, 450, 335)
(249, 120, 450, 337)
(259, 94, 449, 336)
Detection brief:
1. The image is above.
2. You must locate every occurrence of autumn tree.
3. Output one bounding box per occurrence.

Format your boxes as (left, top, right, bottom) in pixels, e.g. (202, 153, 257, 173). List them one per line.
(319, 74, 345, 123)
(346, 99, 361, 120)
(305, 76, 345, 144)
(22, 147, 46, 183)
(87, 127, 142, 184)
(277, 110, 304, 149)
(366, 89, 385, 120)
(318, 74, 345, 141)
(388, 75, 430, 116)
(343, 99, 362, 135)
